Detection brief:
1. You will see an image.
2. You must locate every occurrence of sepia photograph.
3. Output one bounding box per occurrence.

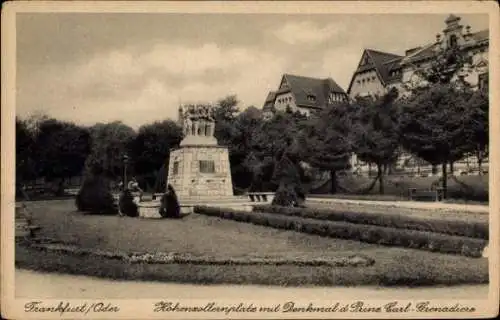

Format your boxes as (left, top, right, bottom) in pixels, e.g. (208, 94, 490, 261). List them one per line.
(1, 1, 498, 319)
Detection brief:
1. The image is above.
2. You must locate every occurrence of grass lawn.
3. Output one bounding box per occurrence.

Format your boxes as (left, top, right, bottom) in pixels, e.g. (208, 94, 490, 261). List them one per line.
(311, 174, 488, 203)
(15, 199, 489, 286)
(304, 201, 488, 223)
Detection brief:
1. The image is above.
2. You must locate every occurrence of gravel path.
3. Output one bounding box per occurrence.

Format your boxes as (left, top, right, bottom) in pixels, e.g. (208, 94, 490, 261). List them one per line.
(16, 269, 489, 300)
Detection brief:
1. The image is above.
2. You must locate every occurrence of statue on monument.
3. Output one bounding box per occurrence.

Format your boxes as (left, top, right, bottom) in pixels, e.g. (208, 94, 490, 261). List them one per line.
(178, 103, 217, 146)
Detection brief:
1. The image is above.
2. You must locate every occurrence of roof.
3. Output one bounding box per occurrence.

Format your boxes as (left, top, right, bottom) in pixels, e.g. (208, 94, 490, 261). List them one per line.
(347, 49, 404, 93)
(264, 91, 276, 103)
(402, 29, 489, 64)
(279, 74, 347, 109)
(445, 14, 460, 24)
(471, 29, 489, 43)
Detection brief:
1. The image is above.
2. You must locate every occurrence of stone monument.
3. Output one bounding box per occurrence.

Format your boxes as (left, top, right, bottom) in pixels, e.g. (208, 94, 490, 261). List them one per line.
(167, 104, 234, 201)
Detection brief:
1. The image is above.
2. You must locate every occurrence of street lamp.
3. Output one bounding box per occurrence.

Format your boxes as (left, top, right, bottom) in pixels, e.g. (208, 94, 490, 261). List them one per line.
(122, 154, 129, 191)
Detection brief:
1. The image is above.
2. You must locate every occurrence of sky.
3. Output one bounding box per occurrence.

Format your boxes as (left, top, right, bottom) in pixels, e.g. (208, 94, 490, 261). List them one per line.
(16, 12, 488, 129)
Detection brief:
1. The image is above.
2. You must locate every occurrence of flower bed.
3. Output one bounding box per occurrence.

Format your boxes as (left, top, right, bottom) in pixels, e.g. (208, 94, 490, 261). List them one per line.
(253, 205, 488, 239)
(194, 206, 487, 257)
(20, 239, 375, 267)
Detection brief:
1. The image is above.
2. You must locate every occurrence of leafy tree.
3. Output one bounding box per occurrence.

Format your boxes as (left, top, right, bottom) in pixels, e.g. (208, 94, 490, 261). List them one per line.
(129, 120, 182, 191)
(463, 89, 489, 174)
(246, 111, 305, 191)
(399, 40, 484, 196)
(353, 90, 400, 194)
(225, 106, 263, 190)
(35, 118, 91, 194)
(16, 118, 37, 184)
(214, 95, 240, 146)
(85, 121, 136, 180)
(399, 83, 470, 198)
(302, 102, 353, 194)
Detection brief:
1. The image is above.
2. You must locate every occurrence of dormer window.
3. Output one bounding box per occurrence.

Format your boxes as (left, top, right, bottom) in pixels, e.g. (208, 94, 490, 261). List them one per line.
(307, 94, 316, 102)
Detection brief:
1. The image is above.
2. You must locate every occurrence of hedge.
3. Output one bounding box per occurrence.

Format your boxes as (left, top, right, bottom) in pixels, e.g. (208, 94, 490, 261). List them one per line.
(194, 206, 487, 258)
(253, 205, 488, 240)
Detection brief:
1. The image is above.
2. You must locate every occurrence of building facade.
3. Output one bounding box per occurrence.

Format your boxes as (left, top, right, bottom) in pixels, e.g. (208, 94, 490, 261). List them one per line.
(348, 14, 489, 100)
(262, 74, 348, 119)
(347, 14, 489, 176)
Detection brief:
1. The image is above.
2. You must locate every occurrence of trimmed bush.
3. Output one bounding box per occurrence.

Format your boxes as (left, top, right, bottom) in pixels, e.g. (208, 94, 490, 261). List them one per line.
(194, 206, 486, 257)
(253, 205, 488, 240)
(75, 175, 118, 215)
(272, 183, 297, 207)
(159, 184, 181, 218)
(119, 189, 139, 217)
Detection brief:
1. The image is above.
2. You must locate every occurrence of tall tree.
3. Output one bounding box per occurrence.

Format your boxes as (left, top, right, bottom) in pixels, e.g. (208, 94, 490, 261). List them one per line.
(214, 95, 240, 146)
(85, 121, 136, 180)
(35, 118, 91, 193)
(226, 106, 263, 190)
(302, 102, 353, 194)
(129, 120, 183, 191)
(399, 84, 470, 198)
(463, 89, 489, 174)
(353, 90, 400, 194)
(400, 39, 483, 196)
(246, 111, 304, 191)
(16, 117, 37, 184)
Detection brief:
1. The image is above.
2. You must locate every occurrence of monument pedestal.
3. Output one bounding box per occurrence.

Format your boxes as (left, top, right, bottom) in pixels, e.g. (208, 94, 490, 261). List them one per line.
(167, 145, 233, 199)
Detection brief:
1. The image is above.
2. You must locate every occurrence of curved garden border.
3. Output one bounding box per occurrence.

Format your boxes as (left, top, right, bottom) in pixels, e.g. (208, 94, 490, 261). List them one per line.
(20, 238, 375, 267)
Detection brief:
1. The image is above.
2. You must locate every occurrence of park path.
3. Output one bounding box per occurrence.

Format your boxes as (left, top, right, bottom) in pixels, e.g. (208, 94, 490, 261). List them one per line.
(16, 269, 488, 300)
(307, 197, 489, 214)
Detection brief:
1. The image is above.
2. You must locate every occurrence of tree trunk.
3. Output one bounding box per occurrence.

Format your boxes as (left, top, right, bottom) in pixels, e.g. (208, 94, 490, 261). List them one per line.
(449, 161, 454, 175)
(441, 162, 447, 200)
(432, 164, 438, 175)
(377, 164, 384, 195)
(330, 170, 337, 194)
(477, 150, 483, 175)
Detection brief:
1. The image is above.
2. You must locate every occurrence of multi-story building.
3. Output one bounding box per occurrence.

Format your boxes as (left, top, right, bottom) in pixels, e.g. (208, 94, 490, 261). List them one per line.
(348, 14, 489, 100)
(262, 74, 348, 119)
(347, 14, 489, 176)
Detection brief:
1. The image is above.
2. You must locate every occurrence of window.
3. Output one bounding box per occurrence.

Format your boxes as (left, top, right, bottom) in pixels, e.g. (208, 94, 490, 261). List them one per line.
(372, 76, 376, 81)
(199, 160, 215, 173)
(173, 161, 179, 175)
(307, 94, 316, 102)
(478, 72, 488, 91)
(448, 34, 458, 48)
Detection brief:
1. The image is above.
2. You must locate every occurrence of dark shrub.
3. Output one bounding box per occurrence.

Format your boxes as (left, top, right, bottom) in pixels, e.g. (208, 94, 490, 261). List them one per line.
(159, 184, 181, 218)
(119, 189, 139, 217)
(272, 182, 299, 207)
(76, 175, 118, 215)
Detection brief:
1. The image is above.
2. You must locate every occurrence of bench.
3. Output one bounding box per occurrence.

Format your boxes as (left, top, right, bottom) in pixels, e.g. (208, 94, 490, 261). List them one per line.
(246, 192, 275, 203)
(408, 188, 443, 202)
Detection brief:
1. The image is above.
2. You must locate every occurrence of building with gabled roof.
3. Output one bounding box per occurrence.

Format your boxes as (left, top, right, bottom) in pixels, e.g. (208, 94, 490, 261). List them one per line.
(348, 14, 489, 176)
(348, 14, 489, 100)
(347, 49, 404, 99)
(262, 73, 348, 119)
